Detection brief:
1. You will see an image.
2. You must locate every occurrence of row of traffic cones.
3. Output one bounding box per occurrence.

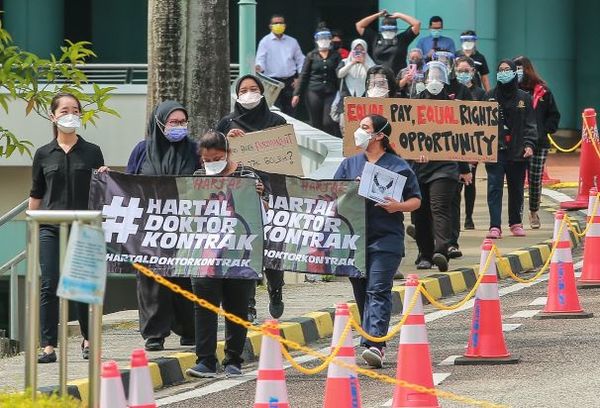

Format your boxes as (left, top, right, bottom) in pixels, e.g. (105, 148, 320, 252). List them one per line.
(253, 199, 600, 407)
(101, 349, 156, 408)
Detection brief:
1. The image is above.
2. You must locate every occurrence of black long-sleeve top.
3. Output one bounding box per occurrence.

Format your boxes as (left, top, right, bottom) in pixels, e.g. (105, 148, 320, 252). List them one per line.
(294, 49, 342, 96)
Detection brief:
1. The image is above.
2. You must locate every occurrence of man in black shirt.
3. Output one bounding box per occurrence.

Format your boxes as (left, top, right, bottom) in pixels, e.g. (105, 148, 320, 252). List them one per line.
(355, 9, 420, 76)
(455, 30, 491, 91)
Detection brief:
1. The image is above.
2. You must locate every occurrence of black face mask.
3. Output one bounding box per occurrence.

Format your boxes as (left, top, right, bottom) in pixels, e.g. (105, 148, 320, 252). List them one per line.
(331, 42, 342, 50)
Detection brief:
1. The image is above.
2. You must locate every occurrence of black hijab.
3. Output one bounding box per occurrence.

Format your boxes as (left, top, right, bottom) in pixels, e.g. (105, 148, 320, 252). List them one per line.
(494, 59, 519, 107)
(218, 74, 286, 133)
(141, 100, 198, 176)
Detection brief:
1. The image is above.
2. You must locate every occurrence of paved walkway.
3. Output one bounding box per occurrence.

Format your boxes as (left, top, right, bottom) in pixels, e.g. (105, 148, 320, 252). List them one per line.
(0, 156, 577, 391)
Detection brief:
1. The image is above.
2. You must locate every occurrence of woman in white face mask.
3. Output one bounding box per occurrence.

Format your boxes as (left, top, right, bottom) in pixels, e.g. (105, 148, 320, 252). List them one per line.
(216, 74, 287, 139)
(29, 92, 105, 363)
(365, 65, 398, 98)
(334, 114, 421, 368)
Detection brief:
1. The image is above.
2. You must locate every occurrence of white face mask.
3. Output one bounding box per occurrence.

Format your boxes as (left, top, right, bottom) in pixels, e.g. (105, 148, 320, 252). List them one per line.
(367, 87, 389, 98)
(462, 41, 475, 51)
(204, 159, 228, 175)
(55, 113, 81, 134)
(415, 82, 426, 94)
(381, 31, 396, 40)
(354, 128, 372, 150)
(426, 80, 444, 95)
(237, 91, 263, 110)
(316, 39, 331, 50)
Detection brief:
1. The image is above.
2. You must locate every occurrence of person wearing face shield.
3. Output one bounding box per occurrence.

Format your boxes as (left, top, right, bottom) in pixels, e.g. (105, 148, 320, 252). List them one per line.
(185, 130, 269, 378)
(124, 101, 199, 351)
(335, 114, 421, 368)
(513, 56, 561, 230)
(411, 61, 473, 270)
(483, 60, 538, 239)
(417, 16, 456, 61)
(431, 51, 473, 101)
(455, 30, 491, 91)
(30, 93, 105, 364)
(355, 9, 420, 75)
(216, 74, 287, 321)
(397, 48, 425, 98)
(292, 24, 342, 136)
(365, 65, 398, 99)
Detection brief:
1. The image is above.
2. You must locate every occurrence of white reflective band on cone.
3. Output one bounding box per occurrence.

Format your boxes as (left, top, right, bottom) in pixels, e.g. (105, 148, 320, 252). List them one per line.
(552, 248, 573, 263)
(255, 381, 289, 403)
(328, 355, 359, 378)
(402, 287, 423, 315)
(399, 324, 428, 344)
(476, 282, 499, 301)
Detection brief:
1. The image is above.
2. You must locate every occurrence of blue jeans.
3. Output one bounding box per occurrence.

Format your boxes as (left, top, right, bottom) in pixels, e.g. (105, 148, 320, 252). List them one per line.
(485, 155, 527, 229)
(349, 251, 402, 348)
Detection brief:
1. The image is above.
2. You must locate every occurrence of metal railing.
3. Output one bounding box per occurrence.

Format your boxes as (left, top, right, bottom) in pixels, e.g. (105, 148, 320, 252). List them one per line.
(25, 210, 103, 408)
(50, 63, 241, 85)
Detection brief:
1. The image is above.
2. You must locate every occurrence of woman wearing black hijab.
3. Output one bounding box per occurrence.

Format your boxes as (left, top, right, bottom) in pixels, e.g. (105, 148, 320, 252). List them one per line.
(483, 60, 537, 239)
(126, 100, 198, 351)
(216, 74, 287, 321)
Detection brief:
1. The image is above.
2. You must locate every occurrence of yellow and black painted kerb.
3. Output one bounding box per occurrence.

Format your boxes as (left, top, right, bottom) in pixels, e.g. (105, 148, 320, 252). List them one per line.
(44, 216, 585, 401)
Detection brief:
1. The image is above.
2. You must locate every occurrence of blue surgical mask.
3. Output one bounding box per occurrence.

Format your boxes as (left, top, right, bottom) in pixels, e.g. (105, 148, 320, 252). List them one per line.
(430, 29, 442, 38)
(496, 70, 516, 84)
(165, 126, 188, 142)
(456, 72, 473, 85)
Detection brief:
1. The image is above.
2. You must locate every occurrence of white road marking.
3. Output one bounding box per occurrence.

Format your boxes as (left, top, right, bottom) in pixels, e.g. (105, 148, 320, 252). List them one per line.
(503, 323, 522, 332)
(509, 310, 541, 318)
(157, 260, 584, 406)
(541, 188, 588, 216)
(381, 373, 451, 407)
(530, 297, 547, 306)
(439, 355, 460, 366)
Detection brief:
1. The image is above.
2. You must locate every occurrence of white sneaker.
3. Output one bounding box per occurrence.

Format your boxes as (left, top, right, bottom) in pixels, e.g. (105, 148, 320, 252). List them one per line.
(361, 346, 384, 368)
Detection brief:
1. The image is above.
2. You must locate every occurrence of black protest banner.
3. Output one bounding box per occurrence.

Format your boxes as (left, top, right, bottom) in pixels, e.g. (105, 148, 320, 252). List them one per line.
(343, 97, 499, 162)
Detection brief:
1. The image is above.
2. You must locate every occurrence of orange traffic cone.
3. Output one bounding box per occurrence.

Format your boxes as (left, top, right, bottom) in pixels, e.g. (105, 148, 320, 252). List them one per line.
(128, 349, 157, 408)
(455, 239, 519, 365)
(535, 211, 593, 318)
(541, 165, 560, 186)
(391, 274, 439, 408)
(100, 361, 127, 408)
(578, 188, 600, 288)
(323, 303, 361, 408)
(254, 320, 290, 408)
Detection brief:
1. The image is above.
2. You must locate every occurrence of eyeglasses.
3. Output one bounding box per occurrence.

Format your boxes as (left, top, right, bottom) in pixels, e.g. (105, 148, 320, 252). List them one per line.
(166, 120, 188, 126)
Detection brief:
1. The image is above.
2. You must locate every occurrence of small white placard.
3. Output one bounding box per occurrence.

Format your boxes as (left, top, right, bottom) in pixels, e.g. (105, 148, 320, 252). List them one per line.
(358, 162, 407, 204)
(57, 222, 107, 305)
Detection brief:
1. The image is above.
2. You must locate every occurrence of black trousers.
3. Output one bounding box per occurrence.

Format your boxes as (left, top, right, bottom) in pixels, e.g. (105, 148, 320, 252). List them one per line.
(248, 268, 285, 310)
(305, 90, 339, 136)
(273, 77, 296, 117)
(464, 164, 478, 220)
(414, 178, 458, 260)
(137, 273, 195, 340)
(192, 278, 254, 370)
(450, 164, 478, 247)
(39, 226, 88, 347)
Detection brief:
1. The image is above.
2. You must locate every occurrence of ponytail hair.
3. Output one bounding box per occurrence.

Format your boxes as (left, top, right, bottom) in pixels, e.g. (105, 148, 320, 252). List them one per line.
(367, 114, 397, 156)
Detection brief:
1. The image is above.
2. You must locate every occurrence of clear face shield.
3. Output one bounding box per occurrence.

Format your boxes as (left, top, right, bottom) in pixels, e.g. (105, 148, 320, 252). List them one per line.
(366, 73, 390, 98)
(432, 51, 455, 73)
(424, 61, 449, 95)
(460, 35, 477, 51)
(314, 30, 332, 49)
(380, 25, 397, 40)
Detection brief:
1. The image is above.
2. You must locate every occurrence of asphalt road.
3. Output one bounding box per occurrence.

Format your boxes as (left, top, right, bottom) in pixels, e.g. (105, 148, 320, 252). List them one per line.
(157, 253, 600, 408)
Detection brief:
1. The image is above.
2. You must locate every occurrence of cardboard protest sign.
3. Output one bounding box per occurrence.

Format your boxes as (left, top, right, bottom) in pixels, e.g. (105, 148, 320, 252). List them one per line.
(89, 172, 264, 279)
(229, 124, 304, 176)
(343, 97, 499, 162)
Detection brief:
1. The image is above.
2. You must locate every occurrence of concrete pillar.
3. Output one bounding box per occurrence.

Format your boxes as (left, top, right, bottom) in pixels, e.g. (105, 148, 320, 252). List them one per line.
(3, 0, 64, 56)
(238, 0, 257, 76)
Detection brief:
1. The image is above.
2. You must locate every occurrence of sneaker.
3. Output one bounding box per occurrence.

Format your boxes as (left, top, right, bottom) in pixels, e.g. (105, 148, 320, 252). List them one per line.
(144, 338, 165, 351)
(529, 211, 541, 229)
(186, 362, 217, 378)
(486, 227, 502, 239)
(416, 259, 432, 270)
(464, 218, 475, 230)
(38, 350, 57, 364)
(180, 337, 195, 347)
(447, 246, 463, 259)
(393, 271, 405, 280)
(248, 306, 257, 323)
(510, 224, 526, 237)
(361, 346, 384, 368)
(268, 288, 284, 319)
(406, 224, 416, 241)
(224, 364, 243, 377)
(432, 253, 449, 272)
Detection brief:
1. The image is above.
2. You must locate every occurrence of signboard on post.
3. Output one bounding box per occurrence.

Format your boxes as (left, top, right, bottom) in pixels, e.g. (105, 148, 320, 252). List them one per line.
(229, 124, 304, 176)
(343, 97, 499, 162)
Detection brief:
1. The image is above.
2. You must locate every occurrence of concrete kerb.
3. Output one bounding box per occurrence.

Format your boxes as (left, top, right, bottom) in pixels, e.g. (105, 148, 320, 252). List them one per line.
(49, 212, 586, 401)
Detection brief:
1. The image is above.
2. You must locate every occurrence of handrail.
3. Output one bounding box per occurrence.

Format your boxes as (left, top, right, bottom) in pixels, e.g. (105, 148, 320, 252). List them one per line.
(0, 199, 28, 228)
(0, 250, 25, 275)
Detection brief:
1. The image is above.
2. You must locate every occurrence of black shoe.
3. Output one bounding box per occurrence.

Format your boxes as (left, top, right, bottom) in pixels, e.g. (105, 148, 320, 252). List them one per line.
(393, 271, 404, 280)
(81, 341, 90, 360)
(414, 253, 422, 265)
(145, 338, 165, 351)
(406, 224, 416, 241)
(248, 306, 257, 323)
(432, 253, 449, 272)
(38, 350, 57, 364)
(268, 288, 284, 319)
(180, 337, 195, 347)
(447, 246, 463, 259)
(464, 218, 475, 230)
(416, 259, 432, 270)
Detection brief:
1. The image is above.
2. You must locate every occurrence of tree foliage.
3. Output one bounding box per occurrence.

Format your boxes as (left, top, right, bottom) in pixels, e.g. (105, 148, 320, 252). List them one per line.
(0, 16, 119, 158)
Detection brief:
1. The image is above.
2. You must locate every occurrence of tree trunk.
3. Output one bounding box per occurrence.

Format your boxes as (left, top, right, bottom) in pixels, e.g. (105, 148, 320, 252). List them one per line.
(147, 0, 230, 138)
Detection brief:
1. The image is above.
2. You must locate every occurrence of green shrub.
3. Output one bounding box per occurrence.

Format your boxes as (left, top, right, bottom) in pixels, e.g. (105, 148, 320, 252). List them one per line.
(0, 390, 80, 407)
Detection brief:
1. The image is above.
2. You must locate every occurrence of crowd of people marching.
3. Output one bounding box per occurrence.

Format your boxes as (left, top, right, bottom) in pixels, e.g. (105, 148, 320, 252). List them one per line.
(28, 8, 560, 374)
